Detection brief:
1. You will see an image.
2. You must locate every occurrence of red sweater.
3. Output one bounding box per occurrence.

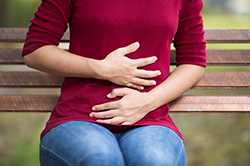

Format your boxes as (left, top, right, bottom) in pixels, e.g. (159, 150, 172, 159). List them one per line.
(22, 0, 207, 140)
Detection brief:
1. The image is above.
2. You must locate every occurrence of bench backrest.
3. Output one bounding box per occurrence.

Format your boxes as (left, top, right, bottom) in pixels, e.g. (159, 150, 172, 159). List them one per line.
(0, 28, 249, 112)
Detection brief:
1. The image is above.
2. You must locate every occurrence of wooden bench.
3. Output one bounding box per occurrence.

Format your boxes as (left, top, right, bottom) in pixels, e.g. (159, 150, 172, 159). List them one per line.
(0, 28, 249, 113)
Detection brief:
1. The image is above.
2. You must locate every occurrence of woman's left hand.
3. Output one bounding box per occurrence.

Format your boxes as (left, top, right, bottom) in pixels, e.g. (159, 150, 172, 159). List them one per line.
(89, 87, 155, 125)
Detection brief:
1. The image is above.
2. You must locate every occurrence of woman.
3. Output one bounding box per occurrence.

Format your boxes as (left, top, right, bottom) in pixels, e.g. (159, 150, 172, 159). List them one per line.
(22, 0, 207, 165)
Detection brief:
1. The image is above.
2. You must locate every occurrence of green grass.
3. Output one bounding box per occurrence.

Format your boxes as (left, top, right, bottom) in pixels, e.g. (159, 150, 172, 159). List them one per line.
(204, 14, 250, 29)
(207, 44, 250, 50)
(6, 132, 40, 166)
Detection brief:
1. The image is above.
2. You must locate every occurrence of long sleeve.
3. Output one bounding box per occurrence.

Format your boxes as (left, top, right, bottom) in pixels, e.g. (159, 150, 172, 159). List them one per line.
(173, 0, 207, 67)
(22, 0, 72, 57)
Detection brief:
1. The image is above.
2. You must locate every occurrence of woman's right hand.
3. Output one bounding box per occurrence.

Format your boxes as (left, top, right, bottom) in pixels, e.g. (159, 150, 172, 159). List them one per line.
(94, 41, 161, 90)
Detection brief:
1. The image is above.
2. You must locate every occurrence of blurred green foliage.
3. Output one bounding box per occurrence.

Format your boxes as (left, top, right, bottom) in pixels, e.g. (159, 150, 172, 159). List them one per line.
(0, 0, 39, 27)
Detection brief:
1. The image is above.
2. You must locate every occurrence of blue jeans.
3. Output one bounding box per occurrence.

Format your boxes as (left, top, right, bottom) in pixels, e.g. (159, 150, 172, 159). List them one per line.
(40, 121, 187, 166)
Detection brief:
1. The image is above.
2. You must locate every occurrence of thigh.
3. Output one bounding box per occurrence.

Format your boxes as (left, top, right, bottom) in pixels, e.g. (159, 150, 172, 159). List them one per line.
(117, 125, 187, 166)
(40, 120, 125, 166)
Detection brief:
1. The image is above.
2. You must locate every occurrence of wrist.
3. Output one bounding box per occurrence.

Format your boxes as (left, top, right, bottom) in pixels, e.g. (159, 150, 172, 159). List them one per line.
(87, 58, 109, 80)
(143, 92, 161, 113)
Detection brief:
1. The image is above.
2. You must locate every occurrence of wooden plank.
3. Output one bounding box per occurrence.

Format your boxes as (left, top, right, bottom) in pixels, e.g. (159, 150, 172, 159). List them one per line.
(0, 28, 249, 43)
(205, 29, 250, 43)
(0, 28, 69, 42)
(0, 71, 249, 87)
(0, 95, 249, 112)
(0, 28, 27, 42)
(205, 50, 250, 65)
(197, 72, 250, 87)
(0, 48, 23, 64)
(169, 96, 250, 112)
(0, 95, 58, 112)
(0, 71, 63, 87)
(171, 50, 250, 65)
(1, 48, 250, 65)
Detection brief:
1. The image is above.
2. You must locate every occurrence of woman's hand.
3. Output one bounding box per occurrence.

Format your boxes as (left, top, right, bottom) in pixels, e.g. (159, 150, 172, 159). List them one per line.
(89, 87, 156, 125)
(92, 41, 161, 90)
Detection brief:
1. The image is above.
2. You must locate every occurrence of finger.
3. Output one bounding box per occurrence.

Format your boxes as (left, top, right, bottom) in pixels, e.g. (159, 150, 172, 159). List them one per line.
(89, 109, 120, 119)
(134, 69, 161, 78)
(92, 101, 120, 111)
(107, 87, 136, 98)
(118, 41, 140, 55)
(131, 56, 158, 67)
(125, 83, 144, 90)
(121, 121, 133, 125)
(96, 116, 125, 125)
(131, 77, 157, 86)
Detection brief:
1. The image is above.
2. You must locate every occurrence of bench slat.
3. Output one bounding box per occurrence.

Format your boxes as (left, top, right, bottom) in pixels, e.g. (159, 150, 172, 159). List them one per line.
(1, 49, 250, 65)
(0, 48, 23, 64)
(171, 50, 250, 65)
(0, 71, 249, 87)
(0, 71, 63, 87)
(0, 95, 249, 112)
(169, 96, 250, 112)
(0, 28, 69, 42)
(205, 29, 250, 43)
(206, 50, 250, 65)
(0, 28, 249, 43)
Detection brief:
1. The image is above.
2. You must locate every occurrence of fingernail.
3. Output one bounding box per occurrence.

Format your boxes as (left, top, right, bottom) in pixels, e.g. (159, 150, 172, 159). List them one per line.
(153, 56, 157, 60)
(157, 70, 161, 75)
(107, 93, 111, 98)
(152, 81, 156, 85)
(89, 113, 93, 117)
(140, 86, 144, 90)
(134, 41, 140, 47)
(92, 107, 96, 110)
(122, 122, 130, 125)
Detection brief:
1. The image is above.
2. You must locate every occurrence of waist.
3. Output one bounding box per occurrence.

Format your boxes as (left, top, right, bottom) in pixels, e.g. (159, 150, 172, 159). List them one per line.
(53, 77, 169, 118)
(59, 76, 166, 104)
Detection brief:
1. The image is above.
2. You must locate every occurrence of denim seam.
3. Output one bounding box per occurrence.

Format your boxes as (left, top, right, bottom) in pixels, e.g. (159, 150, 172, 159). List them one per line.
(41, 144, 71, 166)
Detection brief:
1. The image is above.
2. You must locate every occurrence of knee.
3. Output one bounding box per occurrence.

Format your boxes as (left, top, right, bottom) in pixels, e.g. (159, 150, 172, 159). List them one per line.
(80, 133, 125, 165)
(149, 150, 180, 166)
(128, 148, 177, 166)
(78, 145, 125, 166)
(124, 143, 187, 166)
